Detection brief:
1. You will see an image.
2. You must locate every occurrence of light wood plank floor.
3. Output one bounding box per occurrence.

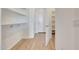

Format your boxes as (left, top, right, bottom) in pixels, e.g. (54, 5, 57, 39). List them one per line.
(11, 33, 55, 50)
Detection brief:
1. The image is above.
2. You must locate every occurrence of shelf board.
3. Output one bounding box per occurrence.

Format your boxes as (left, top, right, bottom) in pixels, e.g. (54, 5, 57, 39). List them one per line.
(7, 8, 26, 16)
(1, 22, 27, 26)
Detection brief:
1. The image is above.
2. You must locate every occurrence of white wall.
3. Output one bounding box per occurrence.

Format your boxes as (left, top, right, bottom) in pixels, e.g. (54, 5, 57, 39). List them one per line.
(55, 8, 75, 50)
(2, 9, 28, 49)
(0, 9, 1, 49)
(74, 9, 79, 49)
(35, 8, 45, 33)
(28, 8, 35, 38)
(28, 8, 46, 36)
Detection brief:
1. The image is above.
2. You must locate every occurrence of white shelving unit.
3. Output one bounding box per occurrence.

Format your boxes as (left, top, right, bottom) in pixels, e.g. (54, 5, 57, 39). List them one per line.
(1, 8, 29, 49)
(1, 8, 27, 25)
(52, 16, 55, 30)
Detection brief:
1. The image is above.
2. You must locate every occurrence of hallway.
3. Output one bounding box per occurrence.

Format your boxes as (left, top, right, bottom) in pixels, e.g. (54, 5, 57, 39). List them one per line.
(1, 8, 55, 50)
(11, 33, 55, 50)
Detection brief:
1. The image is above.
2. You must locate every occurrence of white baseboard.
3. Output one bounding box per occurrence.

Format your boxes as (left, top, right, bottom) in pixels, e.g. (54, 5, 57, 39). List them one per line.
(45, 37, 51, 46)
(8, 38, 22, 50)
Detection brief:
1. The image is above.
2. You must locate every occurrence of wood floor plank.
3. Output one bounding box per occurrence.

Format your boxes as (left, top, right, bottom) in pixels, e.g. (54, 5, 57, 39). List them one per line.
(11, 33, 55, 50)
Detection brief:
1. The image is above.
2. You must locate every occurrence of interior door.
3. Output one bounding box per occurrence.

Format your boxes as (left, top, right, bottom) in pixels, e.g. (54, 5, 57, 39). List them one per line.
(45, 9, 52, 46)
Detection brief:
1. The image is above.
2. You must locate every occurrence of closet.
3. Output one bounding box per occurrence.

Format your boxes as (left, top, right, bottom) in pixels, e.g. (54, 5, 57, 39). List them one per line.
(1, 8, 28, 49)
(0, 8, 55, 50)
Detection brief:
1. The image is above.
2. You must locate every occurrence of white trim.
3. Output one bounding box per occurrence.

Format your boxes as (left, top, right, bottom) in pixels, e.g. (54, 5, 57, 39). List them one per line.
(8, 38, 22, 50)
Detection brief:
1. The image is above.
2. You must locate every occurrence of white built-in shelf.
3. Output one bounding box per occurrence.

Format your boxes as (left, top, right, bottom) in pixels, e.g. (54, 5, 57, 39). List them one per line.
(1, 18, 27, 25)
(1, 22, 27, 26)
(7, 8, 26, 16)
(1, 8, 28, 25)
